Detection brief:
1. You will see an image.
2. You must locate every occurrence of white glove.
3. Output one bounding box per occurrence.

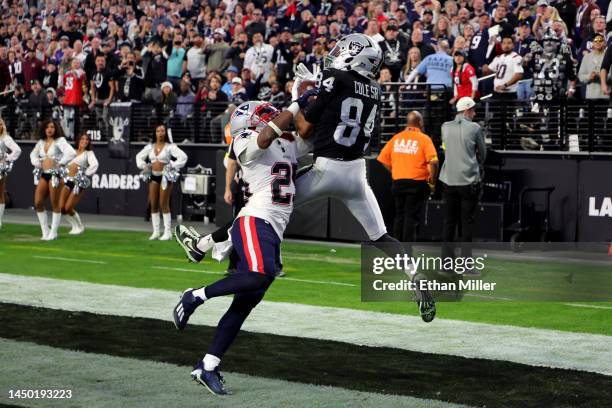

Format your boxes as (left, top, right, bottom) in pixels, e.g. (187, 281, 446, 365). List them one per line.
(291, 63, 321, 101)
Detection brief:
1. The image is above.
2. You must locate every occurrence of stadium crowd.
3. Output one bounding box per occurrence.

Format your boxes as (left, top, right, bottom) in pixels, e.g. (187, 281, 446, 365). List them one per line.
(2, 0, 612, 142)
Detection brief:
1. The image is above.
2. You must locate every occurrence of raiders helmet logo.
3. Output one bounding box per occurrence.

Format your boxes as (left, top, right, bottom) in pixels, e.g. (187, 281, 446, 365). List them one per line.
(348, 41, 365, 56)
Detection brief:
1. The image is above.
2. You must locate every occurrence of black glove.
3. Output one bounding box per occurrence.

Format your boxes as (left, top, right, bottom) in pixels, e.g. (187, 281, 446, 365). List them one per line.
(296, 88, 320, 109)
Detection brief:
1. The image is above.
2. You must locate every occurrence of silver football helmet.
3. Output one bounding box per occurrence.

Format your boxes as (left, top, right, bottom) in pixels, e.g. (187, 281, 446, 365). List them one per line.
(229, 101, 280, 138)
(324, 34, 383, 79)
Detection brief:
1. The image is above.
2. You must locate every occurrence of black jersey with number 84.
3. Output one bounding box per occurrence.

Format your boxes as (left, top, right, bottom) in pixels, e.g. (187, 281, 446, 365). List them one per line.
(304, 68, 381, 161)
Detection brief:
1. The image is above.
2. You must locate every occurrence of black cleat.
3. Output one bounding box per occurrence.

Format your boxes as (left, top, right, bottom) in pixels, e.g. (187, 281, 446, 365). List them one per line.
(191, 360, 229, 395)
(173, 288, 204, 330)
(174, 225, 205, 263)
(412, 273, 436, 323)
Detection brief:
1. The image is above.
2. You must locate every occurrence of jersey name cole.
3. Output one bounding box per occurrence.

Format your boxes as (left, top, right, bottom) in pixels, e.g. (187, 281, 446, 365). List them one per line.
(234, 130, 298, 238)
(305, 68, 380, 161)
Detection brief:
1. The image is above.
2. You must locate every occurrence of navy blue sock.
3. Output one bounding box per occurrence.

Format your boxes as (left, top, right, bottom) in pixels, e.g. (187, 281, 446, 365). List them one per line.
(204, 272, 271, 299)
(207, 284, 270, 358)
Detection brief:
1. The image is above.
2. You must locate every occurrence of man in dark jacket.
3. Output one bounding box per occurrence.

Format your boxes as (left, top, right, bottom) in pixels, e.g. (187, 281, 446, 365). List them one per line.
(142, 40, 167, 103)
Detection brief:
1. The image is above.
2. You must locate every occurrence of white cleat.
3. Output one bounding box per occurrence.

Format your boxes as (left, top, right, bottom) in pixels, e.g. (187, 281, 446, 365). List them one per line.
(149, 231, 160, 240)
(43, 232, 58, 241)
(70, 225, 85, 235)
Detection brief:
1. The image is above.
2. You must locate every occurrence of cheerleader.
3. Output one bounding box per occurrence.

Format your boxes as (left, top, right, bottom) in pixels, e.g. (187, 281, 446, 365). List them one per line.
(60, 132, 99, 235)
(136, 124, 187, 240)
(0, 118, 22, 229)
(30, 120, 76, 240)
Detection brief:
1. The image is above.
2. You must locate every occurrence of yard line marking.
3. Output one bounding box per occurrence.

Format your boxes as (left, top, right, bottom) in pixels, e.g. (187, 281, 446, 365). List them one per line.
(563, 303, 612, 310)
(33, 256, 106, 265)
(152, 266, 224, 275)
(280, 277, 356, 287)
(152, 266, 357, 286)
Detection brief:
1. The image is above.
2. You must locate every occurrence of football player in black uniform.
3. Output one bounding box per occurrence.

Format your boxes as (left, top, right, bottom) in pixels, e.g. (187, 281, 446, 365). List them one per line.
(294, 33, 436, 322)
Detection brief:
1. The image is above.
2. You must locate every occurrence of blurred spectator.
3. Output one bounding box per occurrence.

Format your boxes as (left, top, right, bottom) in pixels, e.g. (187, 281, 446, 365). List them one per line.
(306, 37, 327, 73)
(142, 40, 167, 103)
(186, 34, 207, 83)
(406, 40, 453, 90)
(450, 50, 477, 104)
(272, 29, 294, 86)
(245, 9, 266, 37)
(240, 68, 257, 99)
(379, 23, 409, 81)
(580, 34, 607, 99)
(176, 81, 196, 119)
(409, 28, 435, 60)
(515, 21, 537, 101)
(229, 77, 248, 103)
(244, 32, 274, 83)
(116, 53, 145, 102)
(8, 50, 24, 86)
(225, 32, 250, 71)
(167, 34, 187, 90)
(89, 54, 115, 138)
(400, 47, 422, 84)
(59, 58, 86, 139)
(160, 81, 177, 119)
(23, 48, 43, 93)
(26, 80, 49, 135)
(576, 0, 600, 41)
(206, 29, 230, 74)
(483, 36, 523, 100)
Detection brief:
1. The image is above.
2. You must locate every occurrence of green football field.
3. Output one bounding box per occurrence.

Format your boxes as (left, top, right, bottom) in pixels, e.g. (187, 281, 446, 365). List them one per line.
(1, 223, 611, 336)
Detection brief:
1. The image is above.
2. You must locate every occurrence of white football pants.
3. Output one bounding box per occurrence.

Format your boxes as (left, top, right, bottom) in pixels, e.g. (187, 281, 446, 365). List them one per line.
(294, 157, 387, 240)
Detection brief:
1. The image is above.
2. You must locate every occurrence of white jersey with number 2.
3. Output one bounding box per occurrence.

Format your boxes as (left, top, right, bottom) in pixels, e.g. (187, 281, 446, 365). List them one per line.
(232, 130, 307, 238)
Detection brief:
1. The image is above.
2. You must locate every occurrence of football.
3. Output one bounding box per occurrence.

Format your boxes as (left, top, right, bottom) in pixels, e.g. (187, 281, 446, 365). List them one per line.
(298, 80, 317, 96)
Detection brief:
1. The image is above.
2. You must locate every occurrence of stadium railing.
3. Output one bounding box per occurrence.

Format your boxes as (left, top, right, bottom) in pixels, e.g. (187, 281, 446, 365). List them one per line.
(2, 87, 610, 152)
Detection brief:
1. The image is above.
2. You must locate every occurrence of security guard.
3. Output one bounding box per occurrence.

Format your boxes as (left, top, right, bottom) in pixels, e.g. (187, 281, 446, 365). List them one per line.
(439, 97, 486, 267)
(377, 111, 438, 245)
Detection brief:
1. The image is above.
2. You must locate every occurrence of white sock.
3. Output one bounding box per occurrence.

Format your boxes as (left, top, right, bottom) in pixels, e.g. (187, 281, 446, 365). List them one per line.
(0, 203, 5, 223)
(73, 211, 83, 227)
(151, 212, 160, 232)
(36, 211, 49, 236)
(162, 212, 171, 232)
(51, 212, 61, 234)
(203, 354, 221, 371)
(192, 287, 207, 301)
(196, 234, 215, 253)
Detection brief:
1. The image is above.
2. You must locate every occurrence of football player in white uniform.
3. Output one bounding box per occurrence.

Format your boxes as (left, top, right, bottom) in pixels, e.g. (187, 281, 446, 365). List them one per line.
(292, 34, 436, 323)
(172, 97, 313, 395)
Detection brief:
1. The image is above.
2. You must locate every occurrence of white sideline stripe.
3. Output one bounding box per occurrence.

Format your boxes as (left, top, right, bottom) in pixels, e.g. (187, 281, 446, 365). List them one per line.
(33, 255, 107, 265)
(152, 265, 356, 286)
(0, 273, 611, 376)
(564, 303, 612, 310)
(0, 339, 469, 408)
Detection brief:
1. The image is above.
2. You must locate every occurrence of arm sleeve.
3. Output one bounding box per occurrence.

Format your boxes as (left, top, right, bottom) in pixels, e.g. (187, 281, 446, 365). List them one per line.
(57, 138, 77, 166)
(135, 144, 151, 169)
(424, 137, 438, 162)
(376, 136, 393, 167)
(85, 151, 99, 176)
(234, 133, 265, 165)
(475, 125, 487, 165)
(602, 46, 612, 72)
(294, 134, 313, 158)
(4, 135, 22, 162)
(578, 55, 591, 83)
(514, 56, 524, 74)
(30, 141, 41, 167)
(303, 69, 337, 123)
(416, 59, 428, 76)
(169, 144, 188, 169)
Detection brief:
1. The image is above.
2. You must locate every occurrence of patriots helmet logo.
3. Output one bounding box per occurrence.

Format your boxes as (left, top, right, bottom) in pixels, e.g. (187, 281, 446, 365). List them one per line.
(348, 41, 365, 56)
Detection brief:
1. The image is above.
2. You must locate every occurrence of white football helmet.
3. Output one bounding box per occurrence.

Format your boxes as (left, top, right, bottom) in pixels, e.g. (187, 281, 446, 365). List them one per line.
(325, 34, 383, 79)
(229, 101, 280, 138)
